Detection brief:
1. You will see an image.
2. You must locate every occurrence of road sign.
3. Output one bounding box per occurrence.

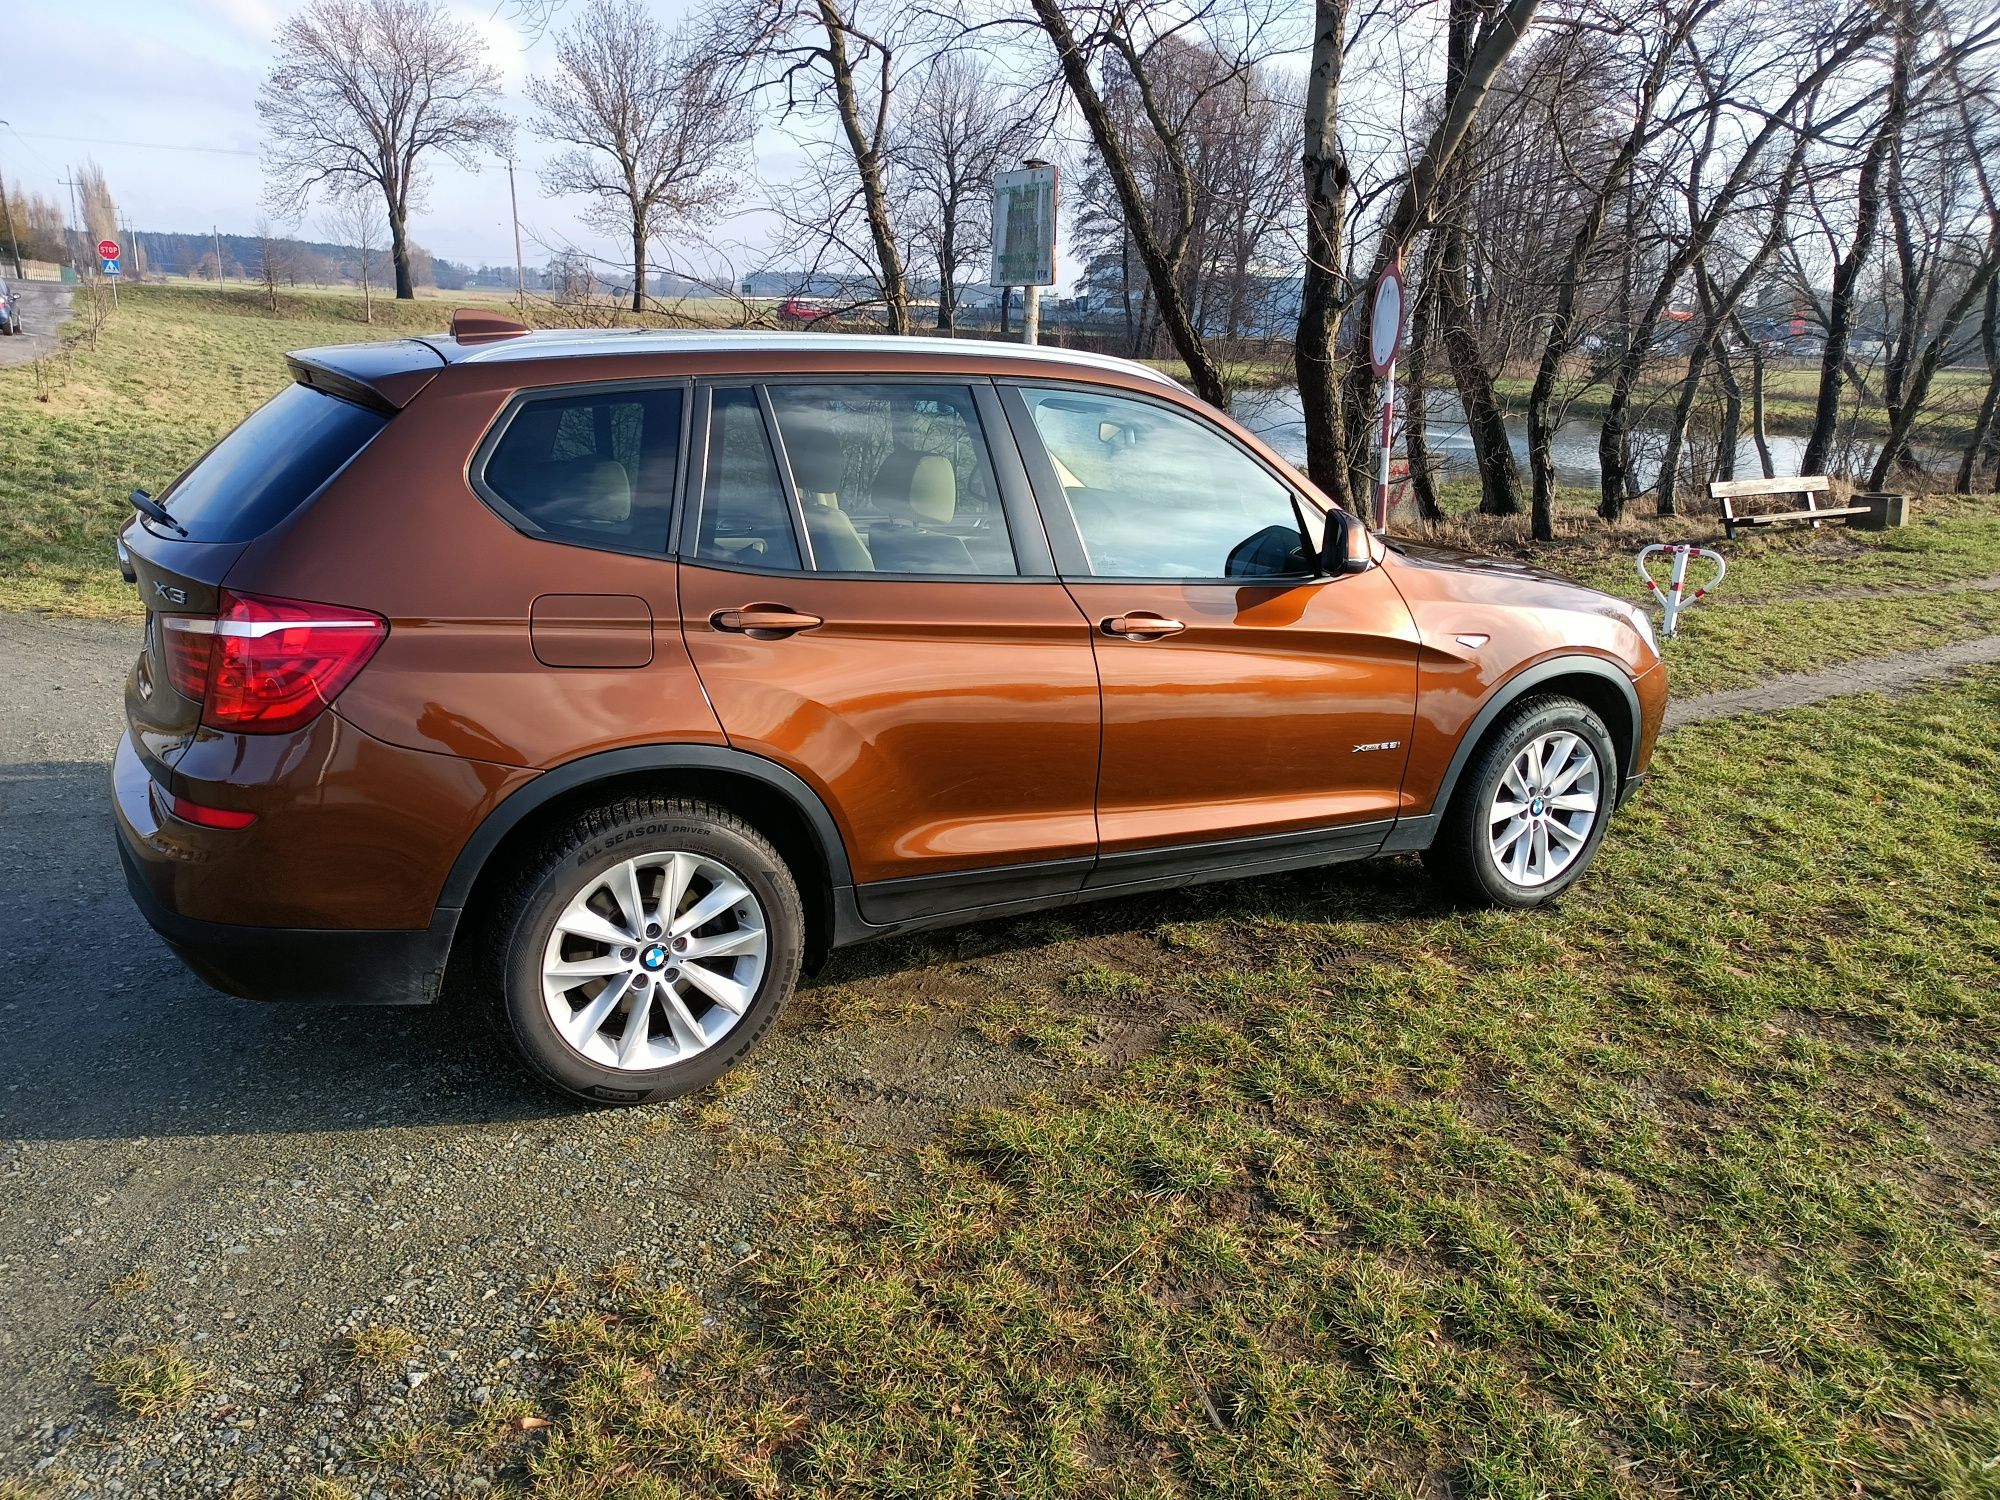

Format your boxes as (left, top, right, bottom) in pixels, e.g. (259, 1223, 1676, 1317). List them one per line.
(1369, 261, 1404, 378)
(990, 164, 1058, 289)
(98, 238, 121, 263)
(102, 257, 121, 277)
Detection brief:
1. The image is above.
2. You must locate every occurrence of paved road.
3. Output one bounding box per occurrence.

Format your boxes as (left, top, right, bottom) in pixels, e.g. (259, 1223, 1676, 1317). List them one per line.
(0, 280, 75, 367)
(0, 610, 1037, 1494)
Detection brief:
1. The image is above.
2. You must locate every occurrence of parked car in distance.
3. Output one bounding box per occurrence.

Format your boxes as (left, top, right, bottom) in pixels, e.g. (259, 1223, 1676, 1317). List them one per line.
(0, 284, 21, 336)
(112, 313, 1667, 1104)
(776, 296, 829, 325)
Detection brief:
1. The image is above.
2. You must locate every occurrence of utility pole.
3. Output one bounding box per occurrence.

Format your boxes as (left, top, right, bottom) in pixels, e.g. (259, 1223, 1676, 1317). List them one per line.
(214, 225, 224, 284)
(506, 157, 526, 311)
(62, 168, 82, 273)
(0, 120, 23, 277)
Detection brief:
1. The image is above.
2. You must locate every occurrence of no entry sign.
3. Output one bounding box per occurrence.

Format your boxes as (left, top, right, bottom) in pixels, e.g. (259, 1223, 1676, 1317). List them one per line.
(1369, 261, 1404, 378)
(97, 238, 121, 263)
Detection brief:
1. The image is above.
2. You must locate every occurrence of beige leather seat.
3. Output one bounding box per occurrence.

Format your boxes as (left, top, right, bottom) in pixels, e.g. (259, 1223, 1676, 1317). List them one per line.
(783, 422, 874, 572)
(869, 451, 976, 574)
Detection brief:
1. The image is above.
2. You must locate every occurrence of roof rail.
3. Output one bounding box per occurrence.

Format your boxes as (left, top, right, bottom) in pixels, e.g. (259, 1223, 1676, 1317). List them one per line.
(449, 307, 532, 343)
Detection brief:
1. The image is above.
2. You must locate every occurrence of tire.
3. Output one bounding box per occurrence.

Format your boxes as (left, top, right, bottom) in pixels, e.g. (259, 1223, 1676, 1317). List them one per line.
(1424, 694, 1618, 909)
(488, 796, 804, 1105)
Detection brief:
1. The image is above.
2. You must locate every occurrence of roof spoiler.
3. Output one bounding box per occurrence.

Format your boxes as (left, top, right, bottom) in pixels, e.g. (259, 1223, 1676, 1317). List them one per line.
(287, 340, 448, 414)
(449, 307, 532, 343)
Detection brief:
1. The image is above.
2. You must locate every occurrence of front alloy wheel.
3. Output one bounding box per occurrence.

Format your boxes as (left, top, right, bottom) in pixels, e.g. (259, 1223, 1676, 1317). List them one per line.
(1425, 694, 1618, 908)
(1485, 730, 1602, 889)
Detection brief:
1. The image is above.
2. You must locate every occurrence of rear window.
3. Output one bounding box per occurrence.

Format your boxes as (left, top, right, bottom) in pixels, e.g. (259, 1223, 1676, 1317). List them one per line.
(157, 383, 387, 542)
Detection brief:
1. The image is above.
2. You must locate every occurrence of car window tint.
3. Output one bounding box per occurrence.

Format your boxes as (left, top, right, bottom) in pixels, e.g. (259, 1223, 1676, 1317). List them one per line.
(157, 384, 387, 543)
(696, 388, 803, 571)
(1021, 388, 1318, 579)
(483, 386, 682, 551)
(766, 383, 1017, 576)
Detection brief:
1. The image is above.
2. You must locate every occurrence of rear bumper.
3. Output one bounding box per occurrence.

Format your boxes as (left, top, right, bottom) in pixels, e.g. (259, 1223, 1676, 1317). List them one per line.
(113, 734, 457, 1005)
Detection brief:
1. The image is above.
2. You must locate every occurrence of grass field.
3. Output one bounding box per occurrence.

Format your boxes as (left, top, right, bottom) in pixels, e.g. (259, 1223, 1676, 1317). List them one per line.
(334, 673, 2000, 1497)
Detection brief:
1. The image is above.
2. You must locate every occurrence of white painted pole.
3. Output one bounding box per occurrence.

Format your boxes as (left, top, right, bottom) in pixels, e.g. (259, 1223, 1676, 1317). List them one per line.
(1374, 358, 1397, 530)
(1024, 283, 1040, 346)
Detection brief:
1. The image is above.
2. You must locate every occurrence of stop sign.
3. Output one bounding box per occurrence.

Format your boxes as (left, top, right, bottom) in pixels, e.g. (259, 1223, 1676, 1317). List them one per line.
(98, 239, 120, 262)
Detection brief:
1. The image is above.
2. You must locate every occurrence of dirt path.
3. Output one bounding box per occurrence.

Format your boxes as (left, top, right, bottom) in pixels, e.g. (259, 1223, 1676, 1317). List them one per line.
(1666, 634, 2000, 729)
(0, 281, 75, 368)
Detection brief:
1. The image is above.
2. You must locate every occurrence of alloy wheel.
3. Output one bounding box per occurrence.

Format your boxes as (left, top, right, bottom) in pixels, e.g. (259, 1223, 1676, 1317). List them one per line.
(540, 850, 768, 1072)
(1487, 731, 1602, 889)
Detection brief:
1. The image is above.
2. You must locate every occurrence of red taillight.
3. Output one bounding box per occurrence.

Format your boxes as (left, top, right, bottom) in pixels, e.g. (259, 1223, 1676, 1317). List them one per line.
(159, 591, 387, 734)
(161, 790, 257, 830)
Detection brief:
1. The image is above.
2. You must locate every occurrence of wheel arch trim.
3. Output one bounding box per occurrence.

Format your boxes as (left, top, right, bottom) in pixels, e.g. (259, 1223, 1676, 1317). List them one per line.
(1423, 655, 1642, 821)
(436, 744, 854, 911)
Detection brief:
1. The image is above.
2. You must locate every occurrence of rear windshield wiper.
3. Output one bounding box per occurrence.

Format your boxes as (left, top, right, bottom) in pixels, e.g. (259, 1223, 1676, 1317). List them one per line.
(129, 487, 188, 538)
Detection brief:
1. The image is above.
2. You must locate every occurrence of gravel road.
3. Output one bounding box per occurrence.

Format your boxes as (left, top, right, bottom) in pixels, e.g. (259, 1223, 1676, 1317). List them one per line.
(0, 610, 1052, 1494)
(6, 609, 1997, 1494)
(0, 280, 76, 368)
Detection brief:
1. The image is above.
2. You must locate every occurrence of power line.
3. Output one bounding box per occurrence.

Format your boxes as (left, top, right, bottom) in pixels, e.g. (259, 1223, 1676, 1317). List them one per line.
(13, 130, 259, 159)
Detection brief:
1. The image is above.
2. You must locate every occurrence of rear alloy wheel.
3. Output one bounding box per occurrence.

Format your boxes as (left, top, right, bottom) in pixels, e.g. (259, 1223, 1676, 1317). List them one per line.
(493, 798, 803, 1104)
(1425, 695, 1617, 908)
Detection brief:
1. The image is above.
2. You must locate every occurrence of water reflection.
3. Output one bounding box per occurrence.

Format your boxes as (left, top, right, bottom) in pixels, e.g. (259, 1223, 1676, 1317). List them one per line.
(1233, 386, 1847, 491)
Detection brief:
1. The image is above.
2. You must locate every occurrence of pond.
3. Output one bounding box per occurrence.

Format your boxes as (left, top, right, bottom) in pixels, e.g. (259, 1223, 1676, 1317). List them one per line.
(1231, 386, 1823, 493)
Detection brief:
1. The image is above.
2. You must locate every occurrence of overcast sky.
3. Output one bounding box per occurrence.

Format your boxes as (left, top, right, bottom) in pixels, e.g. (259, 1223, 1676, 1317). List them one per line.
(2, 0, 838, 279)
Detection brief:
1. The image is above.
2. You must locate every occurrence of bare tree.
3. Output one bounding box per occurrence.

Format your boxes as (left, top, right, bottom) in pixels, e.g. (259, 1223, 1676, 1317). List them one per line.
(532, 0, 753, 313)
(1029, 0, 1300, 408)
(724, 0, 914, 332)
(321, 192, 384, 323)
(258, 0, 511, 299)
(1297, 0, 1355, 504)
(254, 218, 294, 312)
(891, 52, 1045, 332)
(77, 160, 118, 254)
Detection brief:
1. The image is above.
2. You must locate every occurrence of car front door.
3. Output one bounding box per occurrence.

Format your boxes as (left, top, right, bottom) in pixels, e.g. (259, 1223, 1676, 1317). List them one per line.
(1002, 381, 1421, 884)
(675, 379, 1102, 925)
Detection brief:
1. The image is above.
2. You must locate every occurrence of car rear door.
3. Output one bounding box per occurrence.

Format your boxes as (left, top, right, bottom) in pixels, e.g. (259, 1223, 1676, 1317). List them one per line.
(675, 379, 1101, 925)
(1001, 381, 1421, 883)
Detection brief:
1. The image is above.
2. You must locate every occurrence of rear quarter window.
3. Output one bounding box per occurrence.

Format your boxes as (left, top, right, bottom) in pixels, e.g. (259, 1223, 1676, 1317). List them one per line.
(158, 384, 388, 542)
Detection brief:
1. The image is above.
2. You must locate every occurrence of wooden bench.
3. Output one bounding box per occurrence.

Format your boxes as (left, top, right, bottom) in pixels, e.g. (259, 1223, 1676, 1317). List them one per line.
(1709, 476, 1887, 540)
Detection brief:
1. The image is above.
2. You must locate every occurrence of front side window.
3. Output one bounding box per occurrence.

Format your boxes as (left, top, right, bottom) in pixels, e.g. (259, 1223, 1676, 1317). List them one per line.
(1020, 387, 1319, 579)
(482, 386, 682, 551)
(766, 383, 1018, 576)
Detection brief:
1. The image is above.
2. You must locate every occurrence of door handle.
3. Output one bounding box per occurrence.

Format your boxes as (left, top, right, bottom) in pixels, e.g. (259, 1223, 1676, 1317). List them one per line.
(710, 604, 825, 637)
(1100, 612, 1186, 640)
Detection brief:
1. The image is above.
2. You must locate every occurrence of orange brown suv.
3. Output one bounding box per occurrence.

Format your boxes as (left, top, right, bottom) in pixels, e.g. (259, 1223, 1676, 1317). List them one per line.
(113, 315, 1666, 1103)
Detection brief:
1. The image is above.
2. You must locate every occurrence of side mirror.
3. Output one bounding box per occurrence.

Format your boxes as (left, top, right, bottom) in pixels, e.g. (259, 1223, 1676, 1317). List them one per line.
(1319, 508, 1374, 575)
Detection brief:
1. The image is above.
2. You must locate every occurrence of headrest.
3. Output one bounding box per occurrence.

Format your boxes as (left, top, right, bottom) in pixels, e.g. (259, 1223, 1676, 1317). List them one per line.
(786, 421, 847, 497)
(875, 450, 956, 524)
(572, 461, 632, 523)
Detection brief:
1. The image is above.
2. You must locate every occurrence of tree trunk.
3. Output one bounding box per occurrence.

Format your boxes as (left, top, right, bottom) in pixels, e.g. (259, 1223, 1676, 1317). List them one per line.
(1868, 238, 2000, 491)
(1801, 9, 1911, 475)
(1030, 0, 1224, 405)
(1714, 340, 1741, 484)
(1437, 217, 1522, 516)
(1434, 1, 1520, 517)
(1957, 279, 2000, 494)
(387, 195, 414, 301)
(631, 217, 647, 313)
(1404, 236, 1445, 525)
(816, 0, 909, 335)
(1656, 343, 1715, 516)
(936, 212, 957, 332)
(1296, 0, 1354, 506)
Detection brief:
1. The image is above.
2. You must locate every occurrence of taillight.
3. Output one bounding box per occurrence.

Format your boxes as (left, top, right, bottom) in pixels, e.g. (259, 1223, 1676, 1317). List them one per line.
(158, 591, 387, 734)
(160, 790, 257, 830)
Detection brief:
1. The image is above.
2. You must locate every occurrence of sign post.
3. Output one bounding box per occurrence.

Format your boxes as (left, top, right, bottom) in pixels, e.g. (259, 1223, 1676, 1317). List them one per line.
(991, 163, 1057, 346)
(98, 238, 122, 306)
(1368, 257, 1405, 531)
